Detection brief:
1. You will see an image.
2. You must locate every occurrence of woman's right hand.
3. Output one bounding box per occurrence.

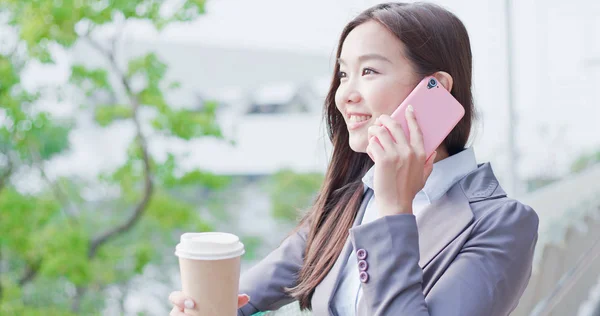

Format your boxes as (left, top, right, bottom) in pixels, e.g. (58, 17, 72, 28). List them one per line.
(168, 291, 251, 316)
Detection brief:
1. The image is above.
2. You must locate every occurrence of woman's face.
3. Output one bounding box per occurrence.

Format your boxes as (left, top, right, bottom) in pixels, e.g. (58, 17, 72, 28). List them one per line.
(335, 20, 419, 153)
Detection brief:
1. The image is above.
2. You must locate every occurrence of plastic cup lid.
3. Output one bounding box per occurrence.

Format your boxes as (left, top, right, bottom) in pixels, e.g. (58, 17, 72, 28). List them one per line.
(175, 232, 245, 260)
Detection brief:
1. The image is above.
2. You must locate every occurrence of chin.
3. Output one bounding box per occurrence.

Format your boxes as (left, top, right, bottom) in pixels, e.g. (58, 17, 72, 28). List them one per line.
(348, 136, 368, 153)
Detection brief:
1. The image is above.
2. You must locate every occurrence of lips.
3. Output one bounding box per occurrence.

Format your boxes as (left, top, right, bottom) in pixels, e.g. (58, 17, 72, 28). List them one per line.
(346, 113, 372, 130)
(348, 114, 371, 123)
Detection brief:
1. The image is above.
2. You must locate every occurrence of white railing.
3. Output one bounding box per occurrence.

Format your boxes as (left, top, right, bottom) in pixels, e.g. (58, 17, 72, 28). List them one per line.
(513, 164, 600, 316)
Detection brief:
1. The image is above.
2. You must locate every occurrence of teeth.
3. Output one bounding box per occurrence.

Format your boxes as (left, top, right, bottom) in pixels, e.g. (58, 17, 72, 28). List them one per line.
(349, 115, 372, 123)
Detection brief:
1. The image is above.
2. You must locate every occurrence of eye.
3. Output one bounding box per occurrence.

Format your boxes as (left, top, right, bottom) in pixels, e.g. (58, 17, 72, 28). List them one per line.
(338, 71, 347, 79)
(362, 68, 378, 76)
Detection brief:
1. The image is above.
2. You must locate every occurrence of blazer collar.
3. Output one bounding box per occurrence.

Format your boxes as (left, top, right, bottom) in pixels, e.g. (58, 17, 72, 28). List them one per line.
(460, 162, 506, 202)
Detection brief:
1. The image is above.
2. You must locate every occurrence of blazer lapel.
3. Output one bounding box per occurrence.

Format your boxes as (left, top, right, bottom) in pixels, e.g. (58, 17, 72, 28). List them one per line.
(416, 183, 473, 268)
(313, 188, 373, 315)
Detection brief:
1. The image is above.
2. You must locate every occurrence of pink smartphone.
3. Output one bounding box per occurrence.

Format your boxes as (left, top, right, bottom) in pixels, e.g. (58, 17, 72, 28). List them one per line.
(390, 76, 465, 159)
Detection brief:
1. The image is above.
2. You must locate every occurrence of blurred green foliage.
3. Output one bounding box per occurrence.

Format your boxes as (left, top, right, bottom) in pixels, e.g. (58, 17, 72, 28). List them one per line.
(525, 148, 600, 192)
(570, 148, 600, 173)
(267, 169, 323, 222)
(0, 0, 241, 314)
(0, 0, 328, 314)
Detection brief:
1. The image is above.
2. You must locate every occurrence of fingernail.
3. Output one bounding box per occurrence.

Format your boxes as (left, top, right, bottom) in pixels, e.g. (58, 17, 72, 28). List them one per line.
(406, 105, 414, 113)
(246, 295, 251, 301)
(184, 299, 194, 309)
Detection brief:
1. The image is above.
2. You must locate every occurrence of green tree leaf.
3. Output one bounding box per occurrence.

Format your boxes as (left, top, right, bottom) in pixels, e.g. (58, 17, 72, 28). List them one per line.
(94, 105, 133, 126)
(70, 65, 113, 97)
(268, 170, 323, 221)
(571, 149, 600, 173)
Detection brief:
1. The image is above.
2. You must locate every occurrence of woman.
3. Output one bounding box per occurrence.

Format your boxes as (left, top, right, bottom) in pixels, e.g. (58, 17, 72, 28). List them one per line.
(170, 2, 539, 315)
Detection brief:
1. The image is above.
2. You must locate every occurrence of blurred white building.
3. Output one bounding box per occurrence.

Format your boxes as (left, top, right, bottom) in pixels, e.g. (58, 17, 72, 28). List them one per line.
(59, 40, 335, 179)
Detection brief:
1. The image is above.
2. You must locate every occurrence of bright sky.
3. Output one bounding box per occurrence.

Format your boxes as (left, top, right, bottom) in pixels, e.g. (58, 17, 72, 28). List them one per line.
(160, 0, 384, 54)
(136, 0, 484, 55)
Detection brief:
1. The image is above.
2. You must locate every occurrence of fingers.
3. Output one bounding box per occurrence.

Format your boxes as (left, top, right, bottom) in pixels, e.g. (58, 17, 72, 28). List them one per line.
(168, 292, 250, 314)
(238, 294, 251, 308)
(367, 136, 385, 161)
(366, 125, 383, 149)
(404, 105, 425, 158)
(169, 291, 195, 310)
(376, 115, 408, 147)
(368, 125, 396, 152)
(367, 150, 375, 161)
(423, 151, 437, 182)
(170, 307, 186, 316)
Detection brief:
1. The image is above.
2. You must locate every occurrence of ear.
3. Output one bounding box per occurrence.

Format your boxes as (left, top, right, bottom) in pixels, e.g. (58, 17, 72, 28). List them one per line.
(433, 71, 453, 92)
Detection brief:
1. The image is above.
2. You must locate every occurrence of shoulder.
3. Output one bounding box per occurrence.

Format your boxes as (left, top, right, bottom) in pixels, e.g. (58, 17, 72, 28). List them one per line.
(470, 197, 539, 238)
(455, 162, 539, 239)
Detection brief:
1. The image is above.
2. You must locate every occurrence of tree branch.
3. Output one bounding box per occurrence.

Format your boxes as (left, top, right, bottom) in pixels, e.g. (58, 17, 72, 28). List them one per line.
(29, 146, 78, 218)
(0, 156, 13, 193)
(84, 33, 155, 259)
(18, 261, 41, 286)
(0, 155, 12, 300)
(0, 248, 3, 300)
(88, 140, 153, 259)
(69, 28, 155, 313)
(71, 285, 87, 312)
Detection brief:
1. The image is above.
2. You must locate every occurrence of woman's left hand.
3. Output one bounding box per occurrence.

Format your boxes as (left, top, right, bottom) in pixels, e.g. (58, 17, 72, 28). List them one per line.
(366, 105, 437, 217)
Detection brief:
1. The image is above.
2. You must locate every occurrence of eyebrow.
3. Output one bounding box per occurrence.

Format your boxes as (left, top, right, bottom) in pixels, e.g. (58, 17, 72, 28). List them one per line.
(337, 54, 393, 65)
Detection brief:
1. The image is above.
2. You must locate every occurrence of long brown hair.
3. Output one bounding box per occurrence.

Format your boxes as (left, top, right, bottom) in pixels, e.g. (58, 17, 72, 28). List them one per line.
(285, 2, 475, 310)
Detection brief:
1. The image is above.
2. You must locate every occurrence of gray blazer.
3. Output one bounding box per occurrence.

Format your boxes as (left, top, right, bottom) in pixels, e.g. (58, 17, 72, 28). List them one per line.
(238, 163, 539, 316)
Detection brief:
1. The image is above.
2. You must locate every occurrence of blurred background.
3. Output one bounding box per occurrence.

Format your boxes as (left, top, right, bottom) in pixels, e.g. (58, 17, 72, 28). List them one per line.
(1, 0, 599, 315)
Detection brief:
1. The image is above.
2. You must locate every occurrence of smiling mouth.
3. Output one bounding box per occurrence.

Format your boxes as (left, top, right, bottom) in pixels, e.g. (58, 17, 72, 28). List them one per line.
(348, 114, 372, 123)
(347, 114, 372, 130)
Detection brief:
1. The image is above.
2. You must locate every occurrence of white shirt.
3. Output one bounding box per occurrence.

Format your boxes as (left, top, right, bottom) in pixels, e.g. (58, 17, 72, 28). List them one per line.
(332, 147, 478, 315)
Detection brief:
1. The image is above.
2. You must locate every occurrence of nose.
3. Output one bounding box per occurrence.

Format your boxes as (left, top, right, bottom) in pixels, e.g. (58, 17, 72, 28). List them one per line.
(339, 83, 362, 105)
(346, 90, 361, 104)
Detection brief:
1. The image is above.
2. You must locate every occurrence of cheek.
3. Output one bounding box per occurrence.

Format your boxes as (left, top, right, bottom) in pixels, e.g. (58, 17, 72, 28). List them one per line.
(334, 89, 344, 113)
(365, 81, 412, 116)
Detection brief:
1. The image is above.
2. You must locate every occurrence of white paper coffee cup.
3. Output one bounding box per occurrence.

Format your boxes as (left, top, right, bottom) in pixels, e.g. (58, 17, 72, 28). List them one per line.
(175, 232, 245, 316)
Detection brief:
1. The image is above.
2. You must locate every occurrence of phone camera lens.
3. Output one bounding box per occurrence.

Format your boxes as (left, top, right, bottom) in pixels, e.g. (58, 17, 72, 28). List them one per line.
(427, 78, 437, 89)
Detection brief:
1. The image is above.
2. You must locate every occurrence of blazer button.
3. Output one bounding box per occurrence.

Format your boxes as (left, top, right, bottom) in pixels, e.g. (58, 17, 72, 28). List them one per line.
(357, 249, 367, 260)
(359, 271, 369, 283)
(358, 260, 368, 272)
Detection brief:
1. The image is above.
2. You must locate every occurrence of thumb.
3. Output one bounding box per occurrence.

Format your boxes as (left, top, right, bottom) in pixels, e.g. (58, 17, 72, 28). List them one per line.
(238, 294, 250, 308)
(423, 151, 437, 182)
